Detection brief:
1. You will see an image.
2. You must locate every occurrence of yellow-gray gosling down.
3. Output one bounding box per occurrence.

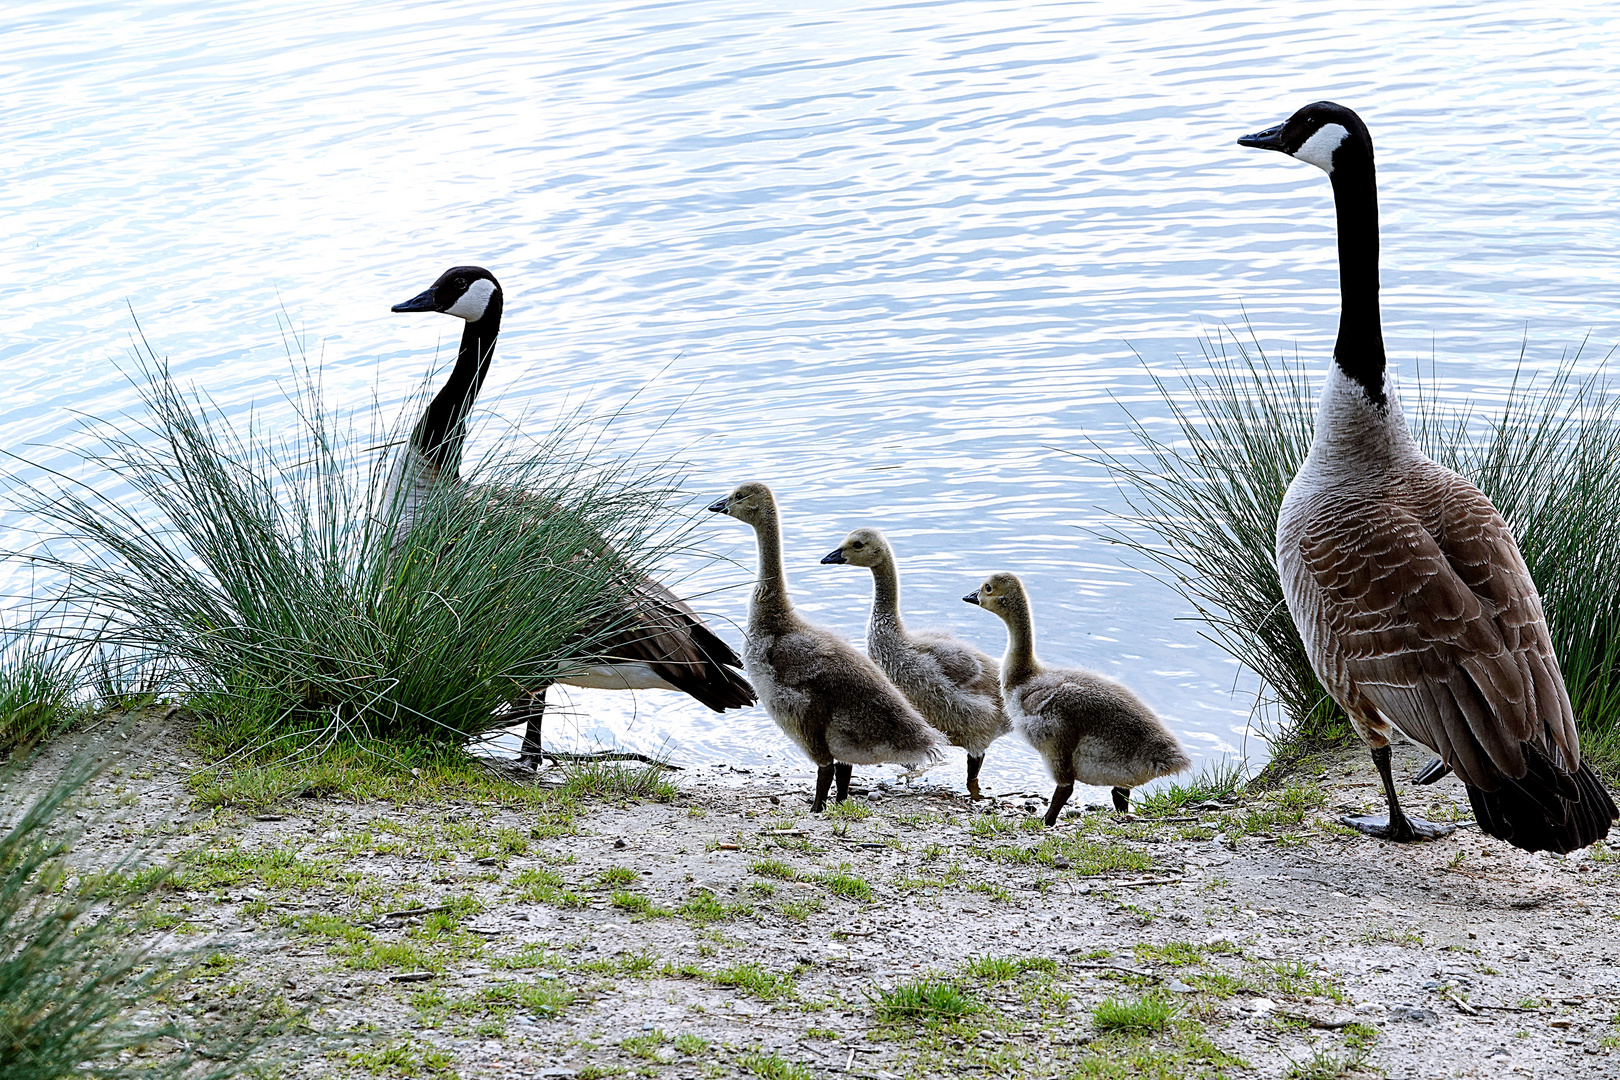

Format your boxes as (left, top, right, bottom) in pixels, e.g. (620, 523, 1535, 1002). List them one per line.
(821, 528, 1010, 799)
(965, 572, 1189, 825)
(709, 484, 946, 811)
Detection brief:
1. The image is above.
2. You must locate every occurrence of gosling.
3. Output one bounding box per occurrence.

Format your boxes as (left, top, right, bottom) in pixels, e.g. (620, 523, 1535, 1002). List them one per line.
(709, 483, 946, 810)
(821, 528, 1010, 799)
(965, 572, 1189, 824)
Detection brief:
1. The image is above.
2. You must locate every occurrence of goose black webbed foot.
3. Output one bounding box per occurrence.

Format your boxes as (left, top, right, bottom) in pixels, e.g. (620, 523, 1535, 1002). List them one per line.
(1339, 812, 1456, 842)
(1111, 786, 1131, 814)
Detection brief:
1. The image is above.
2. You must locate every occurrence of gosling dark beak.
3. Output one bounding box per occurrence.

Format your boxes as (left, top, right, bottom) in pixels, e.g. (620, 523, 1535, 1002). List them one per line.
(962, 593, 981, 606)
(1237, 122, 1288, 153)
(391, 288, 439, 313)
(820, 548, 847, 565)
(707, 497, 730, 514)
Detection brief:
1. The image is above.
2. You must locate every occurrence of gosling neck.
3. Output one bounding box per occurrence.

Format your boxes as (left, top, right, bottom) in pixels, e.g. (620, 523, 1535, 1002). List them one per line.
(866, 554, 905, 635)
(749, 507, 794, 627)
(411, 292, 505, 476)
(997, 592, 1039, 686)
(1326, 148, 1387, 408)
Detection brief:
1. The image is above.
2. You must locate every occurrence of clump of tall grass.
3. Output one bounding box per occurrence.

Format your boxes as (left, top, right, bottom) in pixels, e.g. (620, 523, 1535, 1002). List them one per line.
(4, 356, 694, 755)
(0, 754, 278, 1078)
(0, 630, 82, 758)
(1094, 332, 1620, 770)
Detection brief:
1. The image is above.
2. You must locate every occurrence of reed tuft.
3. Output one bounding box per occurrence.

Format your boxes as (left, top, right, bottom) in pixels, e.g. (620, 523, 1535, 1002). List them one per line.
(5, 356, 696, 756)
(1093, 331, 1620, 772)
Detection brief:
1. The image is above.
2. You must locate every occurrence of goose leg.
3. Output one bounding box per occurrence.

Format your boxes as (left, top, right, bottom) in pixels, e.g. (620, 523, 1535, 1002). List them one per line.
(813, 764, 834, 813)
(1111, 786, 1131, 814)
(518, 686, 548, 767)
(966, 754, 986, 800)
(1341, 746, 1456, 842)
(1044, 783, 1074, 827)
(834, 763, 853, 803)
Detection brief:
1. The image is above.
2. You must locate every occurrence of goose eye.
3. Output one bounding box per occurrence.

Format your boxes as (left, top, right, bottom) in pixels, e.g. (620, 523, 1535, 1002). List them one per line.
(851, 541, 863, 549)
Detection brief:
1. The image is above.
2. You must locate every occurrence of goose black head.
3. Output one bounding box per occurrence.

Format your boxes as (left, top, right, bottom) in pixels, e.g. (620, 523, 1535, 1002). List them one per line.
(391, 266, 503, 322)
(1238, 101, 1372, 175)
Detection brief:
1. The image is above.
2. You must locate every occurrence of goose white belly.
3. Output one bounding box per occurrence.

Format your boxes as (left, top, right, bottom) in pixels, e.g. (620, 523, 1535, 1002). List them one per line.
(556, 663, 680, 692)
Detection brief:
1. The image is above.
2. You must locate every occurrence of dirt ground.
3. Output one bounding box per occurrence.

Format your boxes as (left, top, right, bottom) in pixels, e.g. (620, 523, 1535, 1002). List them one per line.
(18, 721, 1620, 1080)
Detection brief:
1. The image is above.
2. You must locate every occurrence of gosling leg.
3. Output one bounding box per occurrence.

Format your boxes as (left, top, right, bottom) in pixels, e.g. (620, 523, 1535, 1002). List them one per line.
(1044, 783, 1075, 827)
(1111, 786, 1131, 814)
(834, 762, 853, 803)
(812, 764, 834, 813)
(966, 754, 986, 801)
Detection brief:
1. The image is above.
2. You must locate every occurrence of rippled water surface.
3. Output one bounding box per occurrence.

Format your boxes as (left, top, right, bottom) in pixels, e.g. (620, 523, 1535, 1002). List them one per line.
(6, 1, 1620, 797)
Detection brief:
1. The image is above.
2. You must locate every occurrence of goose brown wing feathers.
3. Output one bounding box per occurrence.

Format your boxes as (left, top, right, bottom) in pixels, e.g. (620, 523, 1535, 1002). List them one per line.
(1296, 467, 1575, 789)
(585, 572, 754, 711)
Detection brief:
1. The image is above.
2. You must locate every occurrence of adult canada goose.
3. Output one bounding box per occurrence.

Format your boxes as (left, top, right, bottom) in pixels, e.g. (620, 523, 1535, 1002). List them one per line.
(965, 572, 1188, 824)
(708, 484, 946, 810)
(1239, 103, 1616, 851)
(820, 528, 1010, 799)
(389, 266, 754, 759)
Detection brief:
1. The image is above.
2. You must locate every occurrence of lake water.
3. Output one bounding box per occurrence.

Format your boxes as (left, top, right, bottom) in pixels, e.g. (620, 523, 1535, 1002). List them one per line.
(5, 1, 1620, 800)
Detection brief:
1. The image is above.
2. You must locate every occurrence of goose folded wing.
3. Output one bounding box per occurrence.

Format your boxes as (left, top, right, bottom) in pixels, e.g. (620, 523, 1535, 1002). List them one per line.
(1297, 496, 1571, 788)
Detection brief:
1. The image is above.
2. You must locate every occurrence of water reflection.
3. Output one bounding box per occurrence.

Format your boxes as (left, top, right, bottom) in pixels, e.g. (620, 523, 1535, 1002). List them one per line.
(4, 0, 1618, 799)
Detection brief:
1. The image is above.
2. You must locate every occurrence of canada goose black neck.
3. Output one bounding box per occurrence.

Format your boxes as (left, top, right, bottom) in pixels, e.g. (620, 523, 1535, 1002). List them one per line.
(392, 265, 505, 476)
(1240, 102, 1387, 408)
(416, 289, 502, 473)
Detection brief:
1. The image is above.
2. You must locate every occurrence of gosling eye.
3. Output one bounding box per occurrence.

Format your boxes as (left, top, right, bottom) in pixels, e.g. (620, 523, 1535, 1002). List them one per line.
(851, 541, 863, 549)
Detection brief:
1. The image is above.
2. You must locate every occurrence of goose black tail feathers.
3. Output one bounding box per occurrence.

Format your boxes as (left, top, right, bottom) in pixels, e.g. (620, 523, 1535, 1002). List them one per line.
(1466, 746, 1617, 855)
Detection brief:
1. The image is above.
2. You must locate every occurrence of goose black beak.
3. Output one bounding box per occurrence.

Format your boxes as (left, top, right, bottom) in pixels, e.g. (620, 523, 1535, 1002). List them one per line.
(391, 288, 439, 313)
(820, 548, 847, 565)
(706, 497, 730, 514)
(962, 592, 981, 606)
(1237, 122, 1288, 153)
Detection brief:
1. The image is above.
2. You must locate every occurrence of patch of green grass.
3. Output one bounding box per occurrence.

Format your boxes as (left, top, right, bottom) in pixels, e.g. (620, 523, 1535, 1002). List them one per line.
(347, 1040, 456, 1077)
(712, 962, 796, 1001)
(1137, 760, 1247, 817)
(512, 867, 589, 908)
(749, 859, 799, 881)
(779, 896, 824, 921)
(873, 978, 980, 1024)
(673, 1033, 709, 1055)
(818, 870, 872, 902)
(558, 759, 678, 801)
(1092, 992, 1175, 1035)
(611, 890, 670, 918)
(738, 1051, 813, 1080)
(960, 956, 1058, 982)
(598, 867, 639, 887)
(824, 801, 872, 822)
(1282, 1043, 1371, 1079)
(1132, 942, 1206, 967)
(620, 1029, 668, 1060)
(678, 887, 752, 924)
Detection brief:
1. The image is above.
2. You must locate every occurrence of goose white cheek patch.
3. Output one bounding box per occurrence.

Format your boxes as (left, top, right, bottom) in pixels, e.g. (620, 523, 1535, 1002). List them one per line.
(1294, 123, 1349, 173)
(445, 278, 496, 321)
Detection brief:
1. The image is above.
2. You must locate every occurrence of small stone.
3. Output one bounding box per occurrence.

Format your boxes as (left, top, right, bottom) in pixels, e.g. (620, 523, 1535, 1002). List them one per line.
(1052, 856, 1071, 870)
(614, 838, 626, 849)
(1165, 979, 1196, 994)
(770, 796, 780, 804)
(1388, 1004, 1439, 1025)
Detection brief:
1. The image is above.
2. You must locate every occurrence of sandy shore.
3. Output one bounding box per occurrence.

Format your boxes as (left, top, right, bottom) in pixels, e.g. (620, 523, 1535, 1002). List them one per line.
(20, 723, 1620, 1079)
